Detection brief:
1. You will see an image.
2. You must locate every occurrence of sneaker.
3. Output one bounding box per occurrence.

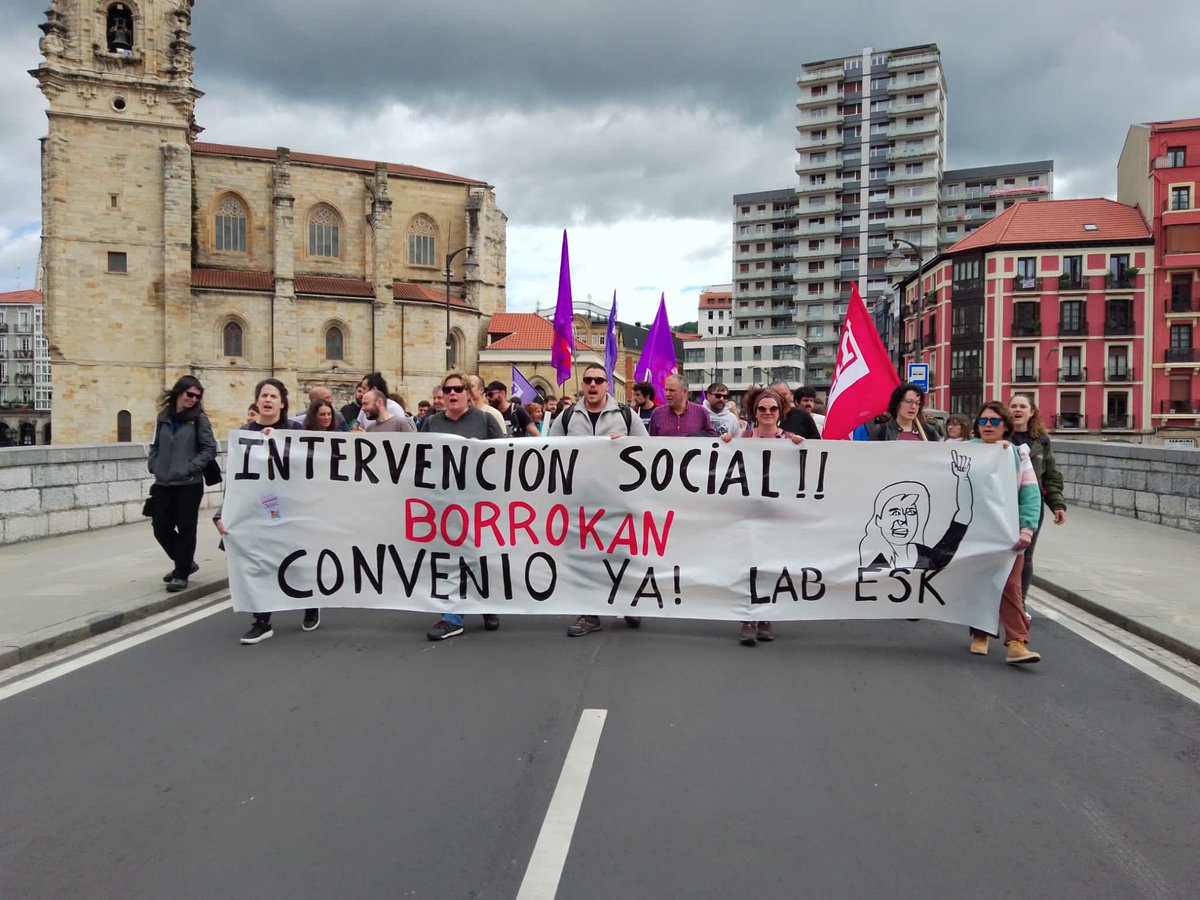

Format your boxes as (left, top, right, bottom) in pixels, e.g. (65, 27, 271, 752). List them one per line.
(624, 616, 642, 629)
(739, 623, 757, 646)
(426, 619, 464, 641)
(165, 576, 187, 592)
(567, 616, 602, 637)
(970, 634, 989, 656)
(1006, 640, 1041, 665)
(756, 622, 774, 642)
(302, 609, 321, 632)
(240, 621, 273, 645)
(482, 614, 500, 631)
(163, 562, 199, 583)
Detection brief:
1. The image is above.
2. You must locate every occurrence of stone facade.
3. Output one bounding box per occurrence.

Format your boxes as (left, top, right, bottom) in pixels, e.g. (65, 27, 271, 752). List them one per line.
(32, 1, 507, 444)
(0, 442, 224, 544)
(1054, 440, 1200, 532)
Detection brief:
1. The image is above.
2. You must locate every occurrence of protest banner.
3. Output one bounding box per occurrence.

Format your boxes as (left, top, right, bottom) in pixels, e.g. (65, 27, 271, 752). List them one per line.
(221, 433, 1019, 633)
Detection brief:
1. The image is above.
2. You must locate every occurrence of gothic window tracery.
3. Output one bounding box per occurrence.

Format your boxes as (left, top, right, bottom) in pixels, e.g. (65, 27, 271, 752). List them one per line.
(309, 205, 341, 258)
(408, 216, 437, 267)
(214, 195, 247, 253)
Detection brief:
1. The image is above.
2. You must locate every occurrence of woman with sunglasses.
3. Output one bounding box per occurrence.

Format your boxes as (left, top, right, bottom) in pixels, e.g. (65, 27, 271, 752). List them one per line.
(148, 376, 218, 593)
(723, 387, 804, 645)
(969, 401, 1042, 664)
(1008, 395, 1067, 601)
(867, 383, 940, 441)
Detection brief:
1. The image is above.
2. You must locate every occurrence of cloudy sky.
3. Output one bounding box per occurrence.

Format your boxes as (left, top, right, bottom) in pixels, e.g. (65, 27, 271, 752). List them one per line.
(3, 0, 1198, 325)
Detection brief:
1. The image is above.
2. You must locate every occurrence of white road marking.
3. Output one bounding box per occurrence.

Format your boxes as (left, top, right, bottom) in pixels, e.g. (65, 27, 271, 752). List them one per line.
(517, 708, 608, 900)
(0, 597, 230, 703)
(1030, 591, 1200, 706)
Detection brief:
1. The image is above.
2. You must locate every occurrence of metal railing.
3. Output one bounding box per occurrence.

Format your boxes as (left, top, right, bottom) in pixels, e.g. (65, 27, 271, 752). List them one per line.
(1057, 367, 1088, 382)
(1058, 319, 1089, 337)
(1012, 371, 1038, 383)
(1165, 347, 1199, 363)
(1102, 416, 1131, 429)
(1105, 367, 1134, 382)
(1104, 318, 1135, 336)
(1054, 413, 1086, 429)
(1011, 320, 1041, 337)
(1168, 295, 1199, 313)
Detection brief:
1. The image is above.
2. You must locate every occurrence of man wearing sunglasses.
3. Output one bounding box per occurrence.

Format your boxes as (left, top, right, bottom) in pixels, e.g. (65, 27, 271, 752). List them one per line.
(703, 381, 740, 438)
(421, 372, 504, 641)
(548, 364, 649, 636)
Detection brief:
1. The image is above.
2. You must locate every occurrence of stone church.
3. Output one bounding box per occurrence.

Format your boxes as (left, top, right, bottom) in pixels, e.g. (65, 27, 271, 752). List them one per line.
(31, 1, 507, 443)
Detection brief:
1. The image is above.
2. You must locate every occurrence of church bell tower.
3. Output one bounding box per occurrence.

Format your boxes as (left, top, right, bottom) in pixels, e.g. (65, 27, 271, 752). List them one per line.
(31, 1, 203, 442)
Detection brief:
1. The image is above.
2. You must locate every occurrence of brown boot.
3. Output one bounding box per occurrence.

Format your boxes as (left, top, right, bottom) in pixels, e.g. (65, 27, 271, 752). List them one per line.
(1006, 640, 1041, 665)
(739, 622, 757, 646)
(970, 634, 989, 655)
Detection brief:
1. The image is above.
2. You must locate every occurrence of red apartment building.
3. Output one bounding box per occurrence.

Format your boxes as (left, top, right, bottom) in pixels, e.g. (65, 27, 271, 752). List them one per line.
(1118, 119, 1200, 430)
(898, 199, 1153, 433)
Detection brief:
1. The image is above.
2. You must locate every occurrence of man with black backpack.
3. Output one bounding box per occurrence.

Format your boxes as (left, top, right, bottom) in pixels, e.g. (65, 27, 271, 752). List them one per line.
(547, 363, 648, 636)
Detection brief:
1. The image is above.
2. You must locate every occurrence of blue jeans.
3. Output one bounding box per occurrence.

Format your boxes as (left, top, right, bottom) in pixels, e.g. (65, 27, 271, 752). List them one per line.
(441, 613, 464, 626)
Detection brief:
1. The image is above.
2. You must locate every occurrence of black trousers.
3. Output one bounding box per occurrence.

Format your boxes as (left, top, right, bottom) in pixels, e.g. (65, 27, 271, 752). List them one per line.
(1020, 506, 1046, 599)
(151, 482, 205, 579)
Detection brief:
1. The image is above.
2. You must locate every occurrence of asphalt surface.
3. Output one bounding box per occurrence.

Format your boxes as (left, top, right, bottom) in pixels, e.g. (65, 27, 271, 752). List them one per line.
(1, 605, 1197, 899)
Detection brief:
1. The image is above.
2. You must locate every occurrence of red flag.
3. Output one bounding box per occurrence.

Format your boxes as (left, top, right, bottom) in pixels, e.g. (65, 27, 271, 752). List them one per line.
(822, 283, 900, 440)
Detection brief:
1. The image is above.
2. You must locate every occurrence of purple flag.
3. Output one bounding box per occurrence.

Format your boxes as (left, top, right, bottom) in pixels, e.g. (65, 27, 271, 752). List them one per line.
(550, 231, 574, 385)
(604, 291, 618, 395)
(511, 365, 539, 405)
(634, 293, 677, 401)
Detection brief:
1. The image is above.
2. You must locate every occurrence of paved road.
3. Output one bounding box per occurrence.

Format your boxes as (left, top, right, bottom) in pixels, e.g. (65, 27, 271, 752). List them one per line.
(1, 602, 1197, 899)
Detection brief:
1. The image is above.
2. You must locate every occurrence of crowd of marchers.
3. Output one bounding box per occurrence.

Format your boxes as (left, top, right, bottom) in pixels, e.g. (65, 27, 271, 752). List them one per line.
(145, 368, 1065, 662)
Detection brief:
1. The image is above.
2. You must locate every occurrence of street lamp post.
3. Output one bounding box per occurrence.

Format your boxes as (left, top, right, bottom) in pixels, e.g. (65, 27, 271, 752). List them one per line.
(888, 238, 924, 376)
(444, 246, 478, 370)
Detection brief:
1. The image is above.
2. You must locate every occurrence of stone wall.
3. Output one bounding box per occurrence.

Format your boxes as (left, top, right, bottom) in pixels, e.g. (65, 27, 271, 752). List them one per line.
(1054, 440, 1200, 532)
(0, 443, 223, 544)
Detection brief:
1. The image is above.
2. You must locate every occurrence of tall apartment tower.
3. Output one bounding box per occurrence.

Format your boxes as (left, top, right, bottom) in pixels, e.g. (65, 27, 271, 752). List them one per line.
(794, 44, 948, 387)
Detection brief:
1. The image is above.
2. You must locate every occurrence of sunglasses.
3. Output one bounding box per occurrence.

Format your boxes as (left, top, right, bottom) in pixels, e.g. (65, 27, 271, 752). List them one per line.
(582, 376, 606, 385)
(710, 392, 728, 399)
(756, 405, 780, 413)
(184, 391, 202, 399)
(977, 416, 1003, 426)
(443, 384, 467, 393)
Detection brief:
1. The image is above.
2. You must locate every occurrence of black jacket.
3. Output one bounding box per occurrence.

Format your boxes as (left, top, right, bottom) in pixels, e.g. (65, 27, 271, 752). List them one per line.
(148, 409, 217, 486)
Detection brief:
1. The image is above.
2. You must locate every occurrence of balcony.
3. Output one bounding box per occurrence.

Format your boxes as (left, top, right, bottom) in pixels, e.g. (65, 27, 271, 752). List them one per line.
(1012, 370, 1038, 383)
(1168, 295, 1199, 313)
(1058, 366, 1088, 382)
(888, 50, 941, 70)
(1058, 319, 1089, 337)
(892, 143, 936, 161)
(1104, 317, 1135, 336)
(1054, 413, 1086, 429)
(951, 325, 984, 341)
(1165, 347, 1199, 363)
(1057, 275, 1088, 292)
(1012, 276, 1040, 293)
(12, 349, 34, 359)
(1159, 400, 1200, 415)
(0, 323, 7, 332)
(796, 179, 840, 195)
(1011, 320, 1041, 337)
(798, 65, 843, 85)
(950, 368, 981, 382)
(1105, 367, 1134, 382)
(1102, 416, 1131, 429)
(924, 330, 937, 345)
(14, 373, 34, 383)
(890, 168, 937, 183)
(1104, 270, 1138, 290)
(796, 221, 839, 236)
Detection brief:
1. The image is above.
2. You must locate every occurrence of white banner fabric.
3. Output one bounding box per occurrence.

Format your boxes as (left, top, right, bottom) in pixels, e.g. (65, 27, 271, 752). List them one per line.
(221, 432, 1020, 632)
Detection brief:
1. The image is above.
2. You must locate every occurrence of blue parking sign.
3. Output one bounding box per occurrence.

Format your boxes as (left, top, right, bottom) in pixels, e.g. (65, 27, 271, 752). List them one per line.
(907, 363, 929, 392)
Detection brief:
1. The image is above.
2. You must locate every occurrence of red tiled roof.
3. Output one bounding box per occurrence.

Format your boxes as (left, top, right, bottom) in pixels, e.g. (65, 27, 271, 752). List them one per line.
(698, 294, 731, 308)
(191, 268, 274, 291)
(675, 331, 702, 341)
(485, 312, 590, 351)
(0, 290, 42, 304)
(192, 142, 487, 186)
(392, 281, 471, 309)
(946, 199, 1151, 254)
(295, 275, 374, 297)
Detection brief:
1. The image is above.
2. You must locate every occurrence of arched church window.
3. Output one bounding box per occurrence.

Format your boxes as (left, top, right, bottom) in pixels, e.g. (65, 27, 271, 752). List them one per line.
(309, 205, 341, 258)
(215, 195, 247, 253)
(116, 410, 131, 443)
(325, 325, 344, 361)
(223, 321, 244, 357)
(408, 216, 437, 267)
(107, 4, 134, 52)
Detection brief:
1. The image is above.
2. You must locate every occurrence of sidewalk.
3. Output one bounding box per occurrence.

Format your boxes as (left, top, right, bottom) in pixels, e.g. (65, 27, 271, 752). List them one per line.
(0, 506, 1198, 670)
